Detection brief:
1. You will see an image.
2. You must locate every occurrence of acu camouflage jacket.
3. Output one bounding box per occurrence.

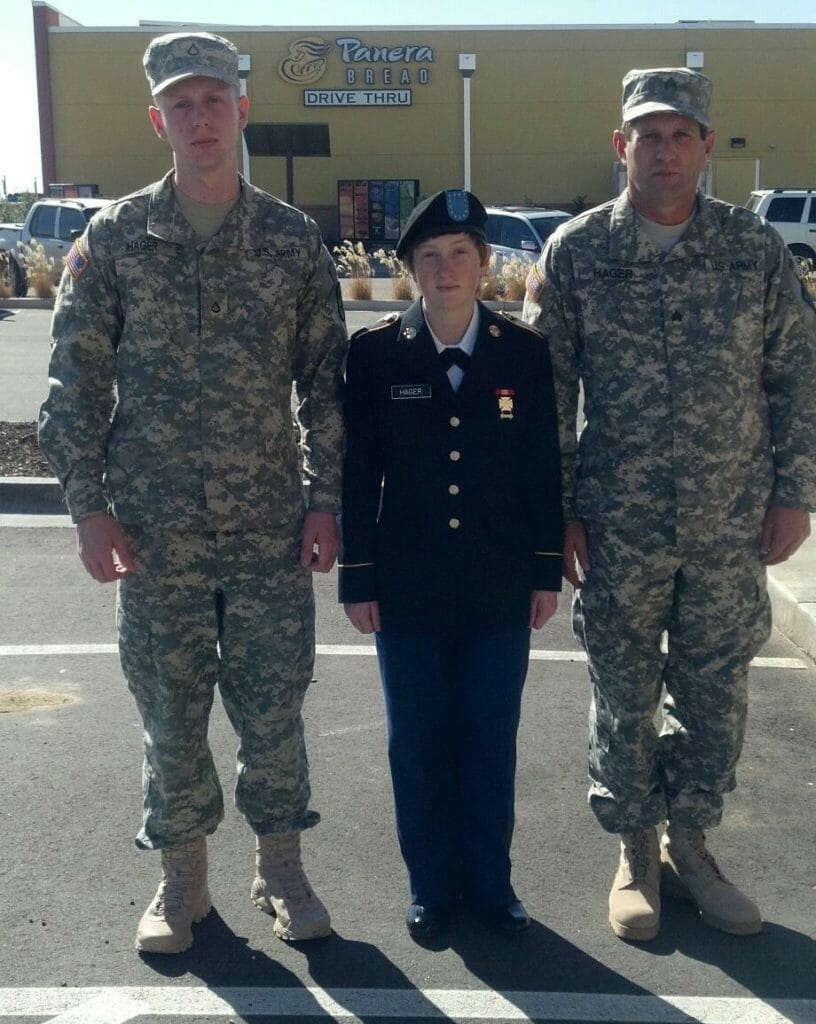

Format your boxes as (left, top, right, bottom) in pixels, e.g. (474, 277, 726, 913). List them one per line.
(523, 192, 816, 546)
(39, 172, 347, 530)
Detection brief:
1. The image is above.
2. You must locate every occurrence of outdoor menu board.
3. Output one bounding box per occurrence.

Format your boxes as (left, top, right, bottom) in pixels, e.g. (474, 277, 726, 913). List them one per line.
(337, 179, 419, 243)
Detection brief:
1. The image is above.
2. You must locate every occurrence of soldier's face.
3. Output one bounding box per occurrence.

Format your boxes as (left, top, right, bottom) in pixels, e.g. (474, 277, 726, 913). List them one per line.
(410, 233, 489, 317)
(613, 113, 714, 220)
(149, 77, 248, 173)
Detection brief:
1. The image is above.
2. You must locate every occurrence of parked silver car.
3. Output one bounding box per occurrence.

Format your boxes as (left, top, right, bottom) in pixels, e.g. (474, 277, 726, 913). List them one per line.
(484, 205, 572, 268)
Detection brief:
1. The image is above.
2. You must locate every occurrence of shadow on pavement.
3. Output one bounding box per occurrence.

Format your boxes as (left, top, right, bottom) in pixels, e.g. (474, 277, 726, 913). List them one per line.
(141, 910, 460, 1021)
(138, 908, 304, 985)
(664, 895, 816, 1013)
(138, 908, 659, 1023)
(129, 890, 816, 1022)
(301, 914, 661, 1022)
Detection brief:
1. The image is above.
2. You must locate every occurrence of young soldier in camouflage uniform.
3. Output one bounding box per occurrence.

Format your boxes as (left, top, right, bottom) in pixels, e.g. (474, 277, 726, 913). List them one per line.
(38, 32, 347, 954)
(523, 67, 816, 941)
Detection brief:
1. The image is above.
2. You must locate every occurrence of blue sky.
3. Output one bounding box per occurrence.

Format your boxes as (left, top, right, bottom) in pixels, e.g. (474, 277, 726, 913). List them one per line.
(5, 0, 815, 194)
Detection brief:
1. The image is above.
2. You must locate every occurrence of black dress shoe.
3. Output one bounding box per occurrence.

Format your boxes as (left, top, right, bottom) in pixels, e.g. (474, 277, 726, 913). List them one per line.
(406, 903, 447, 938)
(490, 899, 530, 933)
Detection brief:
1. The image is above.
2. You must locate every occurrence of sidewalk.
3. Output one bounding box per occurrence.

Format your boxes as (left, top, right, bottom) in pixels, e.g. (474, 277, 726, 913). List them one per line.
(765, 520, 816, 662)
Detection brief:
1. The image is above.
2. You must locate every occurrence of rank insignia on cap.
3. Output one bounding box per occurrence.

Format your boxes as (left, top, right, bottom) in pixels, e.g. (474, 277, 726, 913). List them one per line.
(65, 237, 90, 281)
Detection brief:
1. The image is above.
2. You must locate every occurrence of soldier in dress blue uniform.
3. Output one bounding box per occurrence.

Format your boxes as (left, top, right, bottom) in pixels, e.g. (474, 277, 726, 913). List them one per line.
(339, 189, 563, 938)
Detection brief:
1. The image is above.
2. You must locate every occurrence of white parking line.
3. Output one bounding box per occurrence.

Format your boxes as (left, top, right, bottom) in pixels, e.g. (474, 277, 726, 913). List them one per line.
(0, 643, 808, 670)
(0, 987, 812, 1022)
(41, 990, 146, 1024)
(0, 642, 118, 656)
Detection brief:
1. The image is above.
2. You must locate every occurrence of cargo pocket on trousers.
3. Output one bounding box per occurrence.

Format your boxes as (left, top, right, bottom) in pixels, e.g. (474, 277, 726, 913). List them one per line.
(116, 602, 157, 705)
(749, 565, 773, 657)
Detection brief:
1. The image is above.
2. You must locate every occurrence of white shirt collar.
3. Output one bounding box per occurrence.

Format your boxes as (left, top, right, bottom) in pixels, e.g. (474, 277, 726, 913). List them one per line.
(424, 302, 480, 355)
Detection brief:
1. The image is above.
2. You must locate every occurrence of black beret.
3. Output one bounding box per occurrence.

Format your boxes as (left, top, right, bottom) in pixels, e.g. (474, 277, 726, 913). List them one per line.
(396, 189, 488, 259)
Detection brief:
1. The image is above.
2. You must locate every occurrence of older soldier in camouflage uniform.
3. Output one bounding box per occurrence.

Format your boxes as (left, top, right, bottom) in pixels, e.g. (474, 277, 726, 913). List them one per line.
(38, 32, 347, 954)
(523, 67, 816, 942)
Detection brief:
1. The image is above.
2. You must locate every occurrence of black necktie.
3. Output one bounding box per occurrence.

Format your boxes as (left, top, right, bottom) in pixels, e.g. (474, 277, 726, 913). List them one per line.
(439, 347, 470, 370)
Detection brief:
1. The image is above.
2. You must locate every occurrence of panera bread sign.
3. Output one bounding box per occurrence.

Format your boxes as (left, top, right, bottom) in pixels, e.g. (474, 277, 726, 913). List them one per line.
(278, 36, 434, 107)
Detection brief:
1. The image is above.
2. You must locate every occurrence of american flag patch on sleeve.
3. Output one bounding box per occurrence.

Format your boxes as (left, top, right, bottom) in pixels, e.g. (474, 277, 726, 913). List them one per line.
(65, 238, 90, 280)
(525, 262, 545, 304)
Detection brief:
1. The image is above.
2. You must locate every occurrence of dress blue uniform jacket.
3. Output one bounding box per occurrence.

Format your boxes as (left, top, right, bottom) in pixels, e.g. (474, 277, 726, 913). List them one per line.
(339, 299, 563, 633)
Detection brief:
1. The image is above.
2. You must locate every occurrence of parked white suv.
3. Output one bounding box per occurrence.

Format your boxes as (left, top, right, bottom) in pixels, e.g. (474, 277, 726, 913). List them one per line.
(745, 189, 816, 261)
(0, 197, 112, 294)
(485, 206, 572, 268)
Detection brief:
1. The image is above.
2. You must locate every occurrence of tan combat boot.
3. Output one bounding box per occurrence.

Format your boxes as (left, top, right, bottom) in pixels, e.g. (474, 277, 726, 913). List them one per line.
(251, 832, 331, 941)
(135, 837, 212, 954)
(661, 824, 761, 935)
(608, 828, 661, 941)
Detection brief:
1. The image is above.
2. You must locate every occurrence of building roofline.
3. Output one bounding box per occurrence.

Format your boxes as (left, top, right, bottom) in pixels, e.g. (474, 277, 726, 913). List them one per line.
(44, 21, 816, 33)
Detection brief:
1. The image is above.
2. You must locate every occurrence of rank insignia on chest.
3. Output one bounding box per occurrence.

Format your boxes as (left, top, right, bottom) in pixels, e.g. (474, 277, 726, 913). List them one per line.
(495, 387, 515, 419)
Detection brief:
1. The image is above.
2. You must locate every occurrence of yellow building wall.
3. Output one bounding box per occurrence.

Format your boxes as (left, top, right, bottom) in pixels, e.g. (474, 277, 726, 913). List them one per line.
(44, 23, 816, 234)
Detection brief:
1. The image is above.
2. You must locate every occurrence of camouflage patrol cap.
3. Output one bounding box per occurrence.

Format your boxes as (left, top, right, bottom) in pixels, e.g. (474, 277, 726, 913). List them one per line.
(396, 189, 488, 259)
(622, 67, 712, 128)
(143, 31, 240, 96)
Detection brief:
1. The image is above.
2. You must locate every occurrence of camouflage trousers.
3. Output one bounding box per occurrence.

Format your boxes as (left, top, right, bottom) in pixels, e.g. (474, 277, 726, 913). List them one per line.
(572, 522, 772, 834)
(116, 525, 319, 850)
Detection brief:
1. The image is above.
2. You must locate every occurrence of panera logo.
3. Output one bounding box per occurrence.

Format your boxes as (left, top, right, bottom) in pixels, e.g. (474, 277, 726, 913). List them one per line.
(335, 37, 434, 64)
(279, 38, 330, 85)
(279, 35, 435, 87)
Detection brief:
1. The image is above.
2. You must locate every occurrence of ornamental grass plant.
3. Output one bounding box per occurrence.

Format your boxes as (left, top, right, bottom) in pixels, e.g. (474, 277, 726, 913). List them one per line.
(374, 248, 414, 300)
(333, 239, 373, 300)
(801, 260, 816, 302)
(480, 252, 532, 301)
(479, 255, 500, 300)
(18, 241, 55, 298)
(0, 252, 12, 298)
(499, 254, 532, 300)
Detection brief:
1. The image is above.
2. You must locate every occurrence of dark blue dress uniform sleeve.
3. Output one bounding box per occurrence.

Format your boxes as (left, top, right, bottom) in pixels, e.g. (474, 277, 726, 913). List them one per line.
(338, 315, 395, 603)
(509, 311, 563, 593)
(339, 301, 562, 630)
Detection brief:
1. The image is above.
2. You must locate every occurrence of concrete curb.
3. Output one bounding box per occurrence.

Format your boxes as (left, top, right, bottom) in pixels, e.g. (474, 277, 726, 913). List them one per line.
(767, 573, 816, 664)
(0, 296, 54, 309)
(0, 476, 66, 515)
